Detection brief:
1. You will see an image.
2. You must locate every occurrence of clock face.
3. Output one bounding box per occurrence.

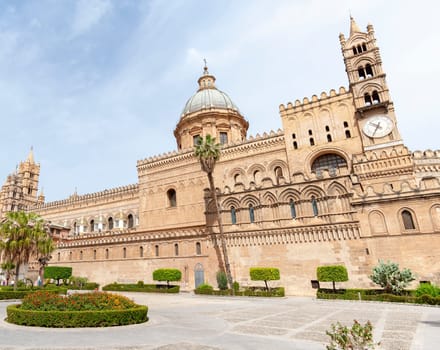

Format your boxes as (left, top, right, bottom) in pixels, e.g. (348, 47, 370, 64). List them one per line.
(362, 115, 394, 138)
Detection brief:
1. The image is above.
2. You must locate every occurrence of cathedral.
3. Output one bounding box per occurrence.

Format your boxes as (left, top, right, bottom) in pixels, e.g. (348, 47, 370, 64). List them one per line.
(2, 18, 440, 295)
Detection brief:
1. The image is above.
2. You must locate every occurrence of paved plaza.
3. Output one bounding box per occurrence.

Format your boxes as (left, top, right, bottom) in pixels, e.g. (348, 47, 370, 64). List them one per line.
(0, 293, 439, 349)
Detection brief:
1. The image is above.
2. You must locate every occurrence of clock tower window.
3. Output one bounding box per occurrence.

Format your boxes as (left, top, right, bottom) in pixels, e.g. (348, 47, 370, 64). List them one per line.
(372, 91, 380, 104)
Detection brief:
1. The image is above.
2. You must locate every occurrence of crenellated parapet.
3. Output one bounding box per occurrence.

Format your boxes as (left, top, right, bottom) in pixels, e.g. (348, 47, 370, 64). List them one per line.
(32, 184, 139, 211)
(413, 150, 440, 175)
(352, 146, 413, 181)
(279, 87, 350, 119)
(137, 129, 285, 173)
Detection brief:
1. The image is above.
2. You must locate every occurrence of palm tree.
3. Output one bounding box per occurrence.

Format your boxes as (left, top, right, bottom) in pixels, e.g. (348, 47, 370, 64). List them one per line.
(37, 238, 55, 286)
(194, 135, 234, 291)
(0, 211, 54, 290)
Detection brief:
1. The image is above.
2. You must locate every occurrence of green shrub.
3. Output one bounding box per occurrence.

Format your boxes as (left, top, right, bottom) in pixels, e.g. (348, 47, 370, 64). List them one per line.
(415, 283, 440, 297)
(44, 267, 72, 285)
(102, 283, 179, 294)
(194, 283, 214, 294)
(7, 304, 148, 327)
(370, 260, 415, 295)
(216, 271, 228, 290)
(137, 280, 144, 287)
(152, 269, 182, 287)
(250, 267, 280, 291)
(326, 320, 378, 350)
(233, 281, 240, 292)
(317, 265, 348, 291)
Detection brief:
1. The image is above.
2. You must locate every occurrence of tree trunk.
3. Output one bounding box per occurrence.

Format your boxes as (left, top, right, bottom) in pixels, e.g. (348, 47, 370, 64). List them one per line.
(332, 280, 336, 292)
(207, 172, 234, 294)
(14, 264, 20, 291)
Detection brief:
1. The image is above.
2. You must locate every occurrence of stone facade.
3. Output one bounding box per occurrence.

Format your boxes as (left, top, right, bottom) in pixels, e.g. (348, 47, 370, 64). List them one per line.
(2, 18, 440, 295)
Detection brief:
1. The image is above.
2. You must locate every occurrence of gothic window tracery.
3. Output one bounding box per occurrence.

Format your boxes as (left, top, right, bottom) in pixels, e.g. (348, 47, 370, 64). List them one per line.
(311, 154, 347, 174)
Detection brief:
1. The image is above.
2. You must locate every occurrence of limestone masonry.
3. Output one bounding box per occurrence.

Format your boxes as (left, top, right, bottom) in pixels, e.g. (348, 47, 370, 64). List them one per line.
(2, 18, 440, 295)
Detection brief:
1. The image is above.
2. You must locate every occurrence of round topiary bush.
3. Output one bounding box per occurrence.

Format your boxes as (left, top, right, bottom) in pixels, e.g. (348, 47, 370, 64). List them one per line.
(6, 291, 148, 327)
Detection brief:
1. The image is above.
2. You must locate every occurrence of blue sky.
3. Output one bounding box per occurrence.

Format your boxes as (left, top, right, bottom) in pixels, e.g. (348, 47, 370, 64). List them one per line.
(1, 0, 439, 201)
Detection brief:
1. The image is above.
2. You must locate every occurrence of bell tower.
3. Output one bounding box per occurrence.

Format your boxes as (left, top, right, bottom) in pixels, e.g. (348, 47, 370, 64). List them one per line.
(339, 17, 402, 151)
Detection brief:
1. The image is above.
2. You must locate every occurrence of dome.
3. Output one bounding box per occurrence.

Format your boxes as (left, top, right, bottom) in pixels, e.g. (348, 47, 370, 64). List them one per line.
(180, 65, 239, 117)
(182, 88, 239, 116)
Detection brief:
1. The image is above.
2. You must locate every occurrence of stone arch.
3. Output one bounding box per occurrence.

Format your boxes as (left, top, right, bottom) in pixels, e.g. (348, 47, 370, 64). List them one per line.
(327, 181, 349, 212)
(305, 147, 350, 177)
(240, 195, 260, 207)
(229, 167, 246, 185)
(398, 207, 418, 232)
(358, 82, 382, 95)
(368, 210, 388, 235)
(430, 204, 440, 231)
(248, 164, 266, 185)
(279, 188, 301, 202)
(301, 185, 325, 200)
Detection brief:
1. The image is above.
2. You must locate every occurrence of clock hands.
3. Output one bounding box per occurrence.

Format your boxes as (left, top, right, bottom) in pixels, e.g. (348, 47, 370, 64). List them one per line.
(371, 121, 382, 136)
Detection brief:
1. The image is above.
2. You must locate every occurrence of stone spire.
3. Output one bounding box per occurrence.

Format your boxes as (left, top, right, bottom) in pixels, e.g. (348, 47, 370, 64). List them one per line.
(26, 146, 35, 163)
(349, 16, 362, 36)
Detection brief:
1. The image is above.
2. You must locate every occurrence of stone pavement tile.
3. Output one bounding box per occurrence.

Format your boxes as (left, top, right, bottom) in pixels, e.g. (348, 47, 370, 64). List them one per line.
(382, 330, 414, 341)
(293, 330, 328, 342)
(223, 317, 249, 323)
(152, 343, 221, 350)
(232, 325, 289, 336)
(255, 319, 304, 329)
(380, 339, 412, 350)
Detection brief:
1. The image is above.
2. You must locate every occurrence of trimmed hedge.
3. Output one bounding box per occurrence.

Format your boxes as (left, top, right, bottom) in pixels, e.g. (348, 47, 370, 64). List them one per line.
(102, 283, 180, 294)
(7, 304, 148, 327)
(44, 266, 72, 281)
(152, 269, 182, 286)
(0, 287, 67, 300)
(317, 288, 440, 305)
(250, 267, 280, 281)
(68, 282, 100, 290)
(317, 265, 348, 282)
(195, 287, 285, 297)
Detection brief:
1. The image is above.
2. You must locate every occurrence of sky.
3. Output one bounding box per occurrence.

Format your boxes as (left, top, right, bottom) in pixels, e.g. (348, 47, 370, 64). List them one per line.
(0, 0, 439, 202)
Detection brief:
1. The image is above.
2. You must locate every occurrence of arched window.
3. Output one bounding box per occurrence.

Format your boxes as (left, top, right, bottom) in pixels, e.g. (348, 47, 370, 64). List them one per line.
(90, 220, 94, 232)
(167, 189, 177, 207)
(309, 137, 315, 146)
(139, 246, 144, 257)
(249, 204, 255, 223)
(364, 93, 372, 106)
(372, 90, 380, 104)
(57, 252, 60, 261)
(357, 44, 362, 53)
(193, 134, 201, 146)
(311, 197, 319, 216)
(80, 250, 83, 260)
(362, 43, 367, 51)
(293, 141, 298, 149)
(345, 130, 351, 138)
(108, 217, 113, 230)
(312, 154, 347, 173)
(155, 245, 159, 257)
(275, 166, 283, 184)
(127, 214, 134, 228)
(123, 247, 127, 258)
(289, 199, 296, 219)
(343, 121, 349, 128)
(69, 251, 72, 260)
(402, 210, 416, 230)
(93, 250, 97, 260)
(365, 64, 373, 77)
(358, 66, 366, 80)
(327, 134, 332, 142)
(352, 46, 357, 55)
(196, 242, 201, 255)
(105, 249, 109, 259)
(174, 243, 179, 256)
(230, 206, 237, 225)
(219, 132, 228, 145)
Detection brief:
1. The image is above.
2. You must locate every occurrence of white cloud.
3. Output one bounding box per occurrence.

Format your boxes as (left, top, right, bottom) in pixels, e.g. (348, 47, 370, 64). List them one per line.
(71, 0, 112, 37)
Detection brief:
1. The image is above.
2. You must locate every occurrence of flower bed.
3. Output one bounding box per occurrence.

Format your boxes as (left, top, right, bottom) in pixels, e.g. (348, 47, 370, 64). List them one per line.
(102, 282, 179, 293)
(6, 291, 148, 327)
